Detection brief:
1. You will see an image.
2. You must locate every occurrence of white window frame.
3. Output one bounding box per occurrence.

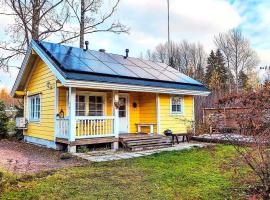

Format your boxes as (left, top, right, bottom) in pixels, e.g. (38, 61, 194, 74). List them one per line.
(75, 91, 106, 116)
(88, 95, 104, 116)
(170, 96, 184, 115)
(28, 94, 41, 122)
(76, 95, 86, 116)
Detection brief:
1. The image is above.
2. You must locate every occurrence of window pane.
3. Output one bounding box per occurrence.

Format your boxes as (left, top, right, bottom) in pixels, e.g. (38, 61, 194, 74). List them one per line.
(89, 96, 95, 103)
(78, 111, 85, 116)
(96, 111, 102, 116)
(78, 102, 85, 110)
(89, 96, 103, 116)
(96, 103, 102, 110)
(79, 96, 85, 102)
(119, 111, 126, 117)
(172, 105, 177, 112)
(96, 96, 102, 103)
(89, 103, 95, 110)
(177, 105, 181, 112)
(76, 95, 85, 116)
(89, 111, 96, 116)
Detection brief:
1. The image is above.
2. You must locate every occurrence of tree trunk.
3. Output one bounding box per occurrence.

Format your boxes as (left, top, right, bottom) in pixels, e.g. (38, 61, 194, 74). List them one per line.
(79, 0, 85, 48)
(31, 0, 40, 40)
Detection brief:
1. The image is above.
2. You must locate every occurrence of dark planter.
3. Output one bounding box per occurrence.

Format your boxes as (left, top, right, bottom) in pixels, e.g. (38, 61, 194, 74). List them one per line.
(164, 129, 172, 136)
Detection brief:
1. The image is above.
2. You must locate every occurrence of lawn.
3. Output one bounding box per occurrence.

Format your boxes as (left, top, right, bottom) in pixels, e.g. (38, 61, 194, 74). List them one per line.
(0, 145, 252, 200)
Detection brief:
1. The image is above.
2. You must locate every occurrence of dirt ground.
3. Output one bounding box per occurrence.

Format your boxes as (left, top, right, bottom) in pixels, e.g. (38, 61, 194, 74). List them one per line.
(0, 140, 85, 173)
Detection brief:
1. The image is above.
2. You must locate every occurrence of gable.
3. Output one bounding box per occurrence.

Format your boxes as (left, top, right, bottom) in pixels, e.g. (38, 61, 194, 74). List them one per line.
(27, 58, 56, 93)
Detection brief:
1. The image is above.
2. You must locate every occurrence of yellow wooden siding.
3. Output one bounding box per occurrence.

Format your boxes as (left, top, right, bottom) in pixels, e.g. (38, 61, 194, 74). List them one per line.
(129, 93, 140, 133)
(106, 93, 112, 116)
(24, 59, 56, 141)
(159, 94, 193, 134)
(138, 93, 157, 133)
(58, 87, 67, 114)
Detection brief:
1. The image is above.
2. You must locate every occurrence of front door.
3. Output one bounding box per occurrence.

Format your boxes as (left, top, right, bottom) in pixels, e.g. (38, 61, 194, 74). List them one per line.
(119, 96, 128, 133)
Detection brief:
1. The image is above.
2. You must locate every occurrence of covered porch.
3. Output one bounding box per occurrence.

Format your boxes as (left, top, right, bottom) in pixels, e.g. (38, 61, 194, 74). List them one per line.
(54, 86, 160, 151)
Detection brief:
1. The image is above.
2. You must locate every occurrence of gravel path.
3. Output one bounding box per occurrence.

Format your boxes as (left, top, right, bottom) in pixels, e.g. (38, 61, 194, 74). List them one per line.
(0, 140, 83, 173)
(74, 142, 208, 162)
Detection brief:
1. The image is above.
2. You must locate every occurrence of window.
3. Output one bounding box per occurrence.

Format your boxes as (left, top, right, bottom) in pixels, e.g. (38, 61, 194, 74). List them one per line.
(28, 95, 40, 122)
(170, 96, 183, 115)
(119, 97, 126, 117)
(76, 95, 86, 116)
(89, 96, 103, 116)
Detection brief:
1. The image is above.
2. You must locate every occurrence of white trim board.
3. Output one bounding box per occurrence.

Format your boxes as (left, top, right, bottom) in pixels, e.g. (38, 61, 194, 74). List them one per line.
(64, 80, 210, 96)
(119, 93, 130, 133)
(156, 94, 160, 135)
(24, 136, 61, 150)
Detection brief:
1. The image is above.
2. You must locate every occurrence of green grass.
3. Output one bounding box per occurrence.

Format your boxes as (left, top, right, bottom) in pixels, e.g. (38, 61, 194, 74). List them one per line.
(0, 145, 252, 200)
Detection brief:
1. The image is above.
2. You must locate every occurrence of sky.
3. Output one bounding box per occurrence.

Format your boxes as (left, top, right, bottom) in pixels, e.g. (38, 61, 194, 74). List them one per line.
(1, 0, 270, 91)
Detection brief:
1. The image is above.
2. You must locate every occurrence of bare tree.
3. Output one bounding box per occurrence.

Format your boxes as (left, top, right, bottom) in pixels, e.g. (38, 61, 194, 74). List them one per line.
(0, 0, 70, 70)
(150, 40, 206, 81)
(215, 29, 259, 92)
(64, 0, 129, 48)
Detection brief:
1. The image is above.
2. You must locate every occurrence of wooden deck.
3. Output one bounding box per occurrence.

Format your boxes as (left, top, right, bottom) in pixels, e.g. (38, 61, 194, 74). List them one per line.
(56, 133, 172, 151)
(56, 137, 118, 146)
(119, 133, 172, 151)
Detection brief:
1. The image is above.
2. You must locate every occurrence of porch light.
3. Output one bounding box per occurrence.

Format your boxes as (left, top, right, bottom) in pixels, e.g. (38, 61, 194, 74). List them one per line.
(132, 102, 137, 108)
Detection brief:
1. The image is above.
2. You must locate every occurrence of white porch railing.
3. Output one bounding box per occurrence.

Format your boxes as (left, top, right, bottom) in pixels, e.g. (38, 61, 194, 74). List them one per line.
(76, 116, 115, 138)
(56, 117, 69, 139)
(56, 116, 115, 139)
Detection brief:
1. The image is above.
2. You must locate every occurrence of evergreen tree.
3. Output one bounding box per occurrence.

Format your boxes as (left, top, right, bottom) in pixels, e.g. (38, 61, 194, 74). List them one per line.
(215, 49, 228, 90)
(238, 70, 250, 91)
(208, 69, 222, 92)
(205, 49, 228, 91)
(205, 50, 216, 84)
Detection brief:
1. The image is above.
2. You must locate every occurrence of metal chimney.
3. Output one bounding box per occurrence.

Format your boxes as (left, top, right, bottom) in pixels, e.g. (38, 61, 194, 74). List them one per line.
(124, 49, 129, 59)
(84, 41, 89, 51)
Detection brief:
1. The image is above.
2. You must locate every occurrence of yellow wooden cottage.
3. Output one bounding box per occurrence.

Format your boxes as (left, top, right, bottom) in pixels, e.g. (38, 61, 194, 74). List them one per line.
(11, 41, 210, 152)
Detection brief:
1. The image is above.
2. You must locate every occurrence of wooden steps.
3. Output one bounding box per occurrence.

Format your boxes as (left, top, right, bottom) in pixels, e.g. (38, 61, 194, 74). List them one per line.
(119, 134, 172, 151)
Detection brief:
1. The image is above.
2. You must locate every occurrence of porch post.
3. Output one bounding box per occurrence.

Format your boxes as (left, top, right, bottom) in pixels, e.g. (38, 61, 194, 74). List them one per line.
(112, 90, 119, 150)
(54, 80, 59, 140)
(68, 87, 76, 152)
(156, 93, 161, 135)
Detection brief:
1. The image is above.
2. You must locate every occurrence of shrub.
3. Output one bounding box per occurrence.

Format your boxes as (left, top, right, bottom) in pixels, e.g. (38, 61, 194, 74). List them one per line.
(77, 146, 89, 153)
(0, 101, 8, 138)
(210, 83, 270, 199)
(195, 122, 210, 135)
(7, 120, 16, 133)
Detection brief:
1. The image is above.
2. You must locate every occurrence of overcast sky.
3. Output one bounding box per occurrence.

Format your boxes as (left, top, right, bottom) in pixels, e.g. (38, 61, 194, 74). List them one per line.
(1, 0, 270, 91)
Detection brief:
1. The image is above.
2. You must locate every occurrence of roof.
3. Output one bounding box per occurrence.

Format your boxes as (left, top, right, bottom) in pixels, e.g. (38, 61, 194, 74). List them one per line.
(11, 40, 210, 96)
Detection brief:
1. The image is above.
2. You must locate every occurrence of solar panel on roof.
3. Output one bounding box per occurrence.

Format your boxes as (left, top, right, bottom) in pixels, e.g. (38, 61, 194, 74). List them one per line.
(39, 41, 203, 86)
(107, 53, 135, 66)
(79, 58, 117, 75)
(52, 54, 94, 72)
(124, 65, 157, 79)
(140, 59, 165, 70)
(70, 48, 98, 60)
(126, 57, 153, 69)
(89, 50, 118, 63)
(40, 42, 69, 55)
(101, 62, 138, 77)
